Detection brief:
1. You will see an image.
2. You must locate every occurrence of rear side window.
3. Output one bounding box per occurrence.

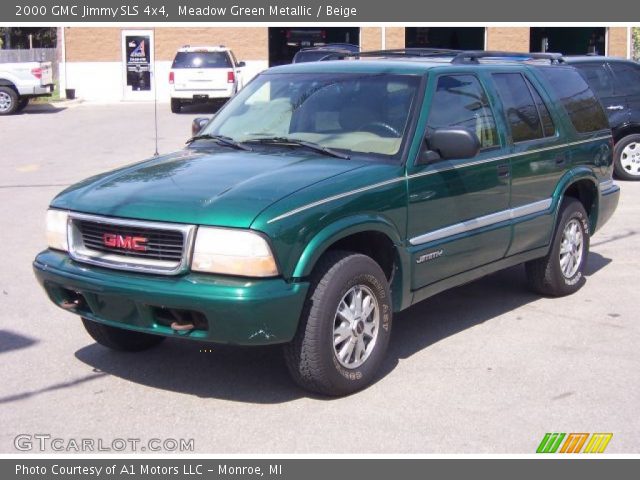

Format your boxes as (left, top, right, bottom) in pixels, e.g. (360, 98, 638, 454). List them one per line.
(574, 63, 615, 97)
(609, 62, 640, 96)
(538, 67, 609, 133)
(528, 80, 556, 137)
(427, 75, 499, 149)
(172, 51, 232, 69)
(492, 73, 549, 142)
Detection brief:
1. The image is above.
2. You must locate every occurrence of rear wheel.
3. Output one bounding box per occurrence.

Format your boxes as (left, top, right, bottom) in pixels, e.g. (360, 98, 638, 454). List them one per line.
(0, 86, 19, 115)
(284, 251, 392, 396)
(614, 134, 640, 180)
(82, 318, 165, 352)
(16, 97, 29, 112)
(525, 198, 590, 296)
(170, 98, 182, 113)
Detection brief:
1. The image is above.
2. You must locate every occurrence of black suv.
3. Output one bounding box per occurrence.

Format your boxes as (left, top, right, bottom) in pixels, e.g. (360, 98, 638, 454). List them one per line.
(566, 56, 640, 180)
(292, 43, 360, 63)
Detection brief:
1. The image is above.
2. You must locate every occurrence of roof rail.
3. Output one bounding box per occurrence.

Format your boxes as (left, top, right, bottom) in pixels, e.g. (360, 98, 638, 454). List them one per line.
(348, 48, 565, 64)
(451, 50, 564, 64)
(354, 48, 463, 58)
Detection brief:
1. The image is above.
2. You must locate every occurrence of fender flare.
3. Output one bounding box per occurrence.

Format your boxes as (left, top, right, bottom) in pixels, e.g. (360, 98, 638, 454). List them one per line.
(552, 167, 600, 232)
(290, 214, 410, 311)
(292, 214, 404, 279)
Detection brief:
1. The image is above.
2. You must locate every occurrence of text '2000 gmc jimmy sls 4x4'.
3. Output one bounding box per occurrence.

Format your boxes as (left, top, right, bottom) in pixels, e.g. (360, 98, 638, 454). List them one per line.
(34, 50, 620, 396)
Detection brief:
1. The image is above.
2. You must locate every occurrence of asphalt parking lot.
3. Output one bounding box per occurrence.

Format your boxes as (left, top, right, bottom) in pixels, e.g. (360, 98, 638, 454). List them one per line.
(1, 101, 638, 453)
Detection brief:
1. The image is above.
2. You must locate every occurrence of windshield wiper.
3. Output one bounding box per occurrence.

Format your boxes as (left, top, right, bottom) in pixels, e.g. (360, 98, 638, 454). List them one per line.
(245, 137, 350, 159)
(186, 134, 252, 151)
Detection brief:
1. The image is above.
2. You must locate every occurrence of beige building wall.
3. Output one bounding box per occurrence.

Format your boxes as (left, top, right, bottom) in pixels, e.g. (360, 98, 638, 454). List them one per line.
(65, 27, 121, 62)
(385, 27, 405, 49)
(360, 27, 383, 51)
(154, 27, 267, 61)
(65, 27, 268, 62)
(607, 27, 628, 58)
(486, 27, 530, 52)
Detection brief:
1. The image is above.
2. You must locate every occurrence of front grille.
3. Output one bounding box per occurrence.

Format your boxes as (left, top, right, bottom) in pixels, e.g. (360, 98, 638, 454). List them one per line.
(76, 220, 184, 262)
(68, 213, 195, 275)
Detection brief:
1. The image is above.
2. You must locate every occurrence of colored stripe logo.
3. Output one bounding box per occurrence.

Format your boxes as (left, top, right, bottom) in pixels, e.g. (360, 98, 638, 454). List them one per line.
(537, 433, 613, 453)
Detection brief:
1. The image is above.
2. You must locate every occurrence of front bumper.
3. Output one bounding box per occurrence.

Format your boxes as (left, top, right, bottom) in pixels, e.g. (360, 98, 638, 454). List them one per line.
(33, 250, 309, 345)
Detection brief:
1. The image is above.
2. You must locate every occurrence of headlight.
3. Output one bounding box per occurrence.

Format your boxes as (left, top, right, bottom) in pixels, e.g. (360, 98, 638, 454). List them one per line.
(191, 227, 278, 277)
(46, 209, 69, 252)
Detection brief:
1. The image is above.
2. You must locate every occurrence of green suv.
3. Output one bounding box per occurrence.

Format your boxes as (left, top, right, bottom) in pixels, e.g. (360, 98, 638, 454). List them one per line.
(33, 49, 620, 396)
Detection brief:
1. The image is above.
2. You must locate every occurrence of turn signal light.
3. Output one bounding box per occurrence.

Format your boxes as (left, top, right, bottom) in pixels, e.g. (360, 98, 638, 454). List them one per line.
(169, 71, 174, 84)
(227, 71, 235, 83)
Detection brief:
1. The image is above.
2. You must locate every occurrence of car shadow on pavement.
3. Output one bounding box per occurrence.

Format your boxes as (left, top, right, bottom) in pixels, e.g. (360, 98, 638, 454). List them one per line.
(0, 329, 38, 355)
(378, 253, 611, 380)
(74, 253, 612, 403)
(21, 104, 67, 115)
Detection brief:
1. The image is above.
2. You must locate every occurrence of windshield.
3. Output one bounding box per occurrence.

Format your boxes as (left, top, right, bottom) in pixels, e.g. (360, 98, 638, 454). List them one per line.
(202, 73, 421, 158)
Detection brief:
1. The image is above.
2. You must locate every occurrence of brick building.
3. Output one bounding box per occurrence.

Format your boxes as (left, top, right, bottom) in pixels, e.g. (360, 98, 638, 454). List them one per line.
(59, 26, 632, 102)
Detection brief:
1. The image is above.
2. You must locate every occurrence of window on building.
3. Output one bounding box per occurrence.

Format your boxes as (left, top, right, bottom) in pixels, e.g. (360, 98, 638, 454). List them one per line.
(427, 75, 499, 150)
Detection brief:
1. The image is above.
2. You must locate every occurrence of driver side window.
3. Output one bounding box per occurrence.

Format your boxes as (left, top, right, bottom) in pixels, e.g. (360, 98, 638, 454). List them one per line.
(427, 74, 499, 150)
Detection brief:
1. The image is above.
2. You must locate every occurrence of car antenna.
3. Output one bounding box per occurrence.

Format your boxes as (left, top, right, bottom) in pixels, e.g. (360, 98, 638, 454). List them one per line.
(153, 27, 159, 157)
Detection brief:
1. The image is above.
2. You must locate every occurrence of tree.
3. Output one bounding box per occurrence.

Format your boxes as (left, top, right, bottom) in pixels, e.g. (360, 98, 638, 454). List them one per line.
(0, 27, 56, 49)
(633, 27, 640, 61)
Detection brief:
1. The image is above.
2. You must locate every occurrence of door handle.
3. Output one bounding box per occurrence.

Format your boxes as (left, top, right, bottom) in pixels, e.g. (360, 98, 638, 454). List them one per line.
(497, 163, 510, 178)
(555, 155, 567, 165)
(607, 105, 624, 111)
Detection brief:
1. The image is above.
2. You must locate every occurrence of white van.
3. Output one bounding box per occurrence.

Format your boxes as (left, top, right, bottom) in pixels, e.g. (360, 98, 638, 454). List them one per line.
(169, 45, 245, 113)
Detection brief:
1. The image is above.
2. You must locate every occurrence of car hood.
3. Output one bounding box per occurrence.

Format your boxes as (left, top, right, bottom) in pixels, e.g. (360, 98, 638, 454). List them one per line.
(51, 148, 368, 228)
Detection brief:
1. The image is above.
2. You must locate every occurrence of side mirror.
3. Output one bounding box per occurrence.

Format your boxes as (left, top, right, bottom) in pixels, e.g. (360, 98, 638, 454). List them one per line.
(191, 117, 211, 136)
(417, 127, 480, 165)
(237, 61, 246, 68)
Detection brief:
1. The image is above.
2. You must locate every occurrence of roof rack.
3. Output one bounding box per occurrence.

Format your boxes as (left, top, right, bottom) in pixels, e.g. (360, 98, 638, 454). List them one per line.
(355, 48, 463, 58)
(349, 48, 565, 64)
(450, 50, 564, 64)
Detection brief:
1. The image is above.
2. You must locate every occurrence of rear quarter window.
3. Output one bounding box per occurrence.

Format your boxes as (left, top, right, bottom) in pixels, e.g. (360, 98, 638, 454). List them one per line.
(172, 51, 232, 69)
(538, 67, 609, 133)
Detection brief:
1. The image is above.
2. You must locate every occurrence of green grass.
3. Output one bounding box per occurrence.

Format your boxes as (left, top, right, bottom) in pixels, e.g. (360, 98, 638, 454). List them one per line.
(32, 80, 61, 103)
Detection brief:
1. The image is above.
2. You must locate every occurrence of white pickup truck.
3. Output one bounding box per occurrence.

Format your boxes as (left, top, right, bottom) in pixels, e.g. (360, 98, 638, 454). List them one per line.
(0, 61, 54, 115)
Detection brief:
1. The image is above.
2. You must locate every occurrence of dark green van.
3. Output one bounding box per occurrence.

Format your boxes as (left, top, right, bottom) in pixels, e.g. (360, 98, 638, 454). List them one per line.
(34, 50, 619, 395)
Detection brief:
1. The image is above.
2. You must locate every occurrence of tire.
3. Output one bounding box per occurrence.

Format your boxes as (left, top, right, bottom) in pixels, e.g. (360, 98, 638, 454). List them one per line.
(170, 98, 182, 114)
(81, 318, 165, 352)
(525, 198, 590, 296)
(284, 251, 392, 396)
(0, 86, 19, 115)
(613, 134, 640, 180)
(16, 97, 29, 112)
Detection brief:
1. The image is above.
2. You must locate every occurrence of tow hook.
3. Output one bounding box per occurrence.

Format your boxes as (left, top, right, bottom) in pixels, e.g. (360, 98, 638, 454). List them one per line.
(168, 309, 195, 332)
(60, 300, 79, 310)
(170, 321, 195, 332)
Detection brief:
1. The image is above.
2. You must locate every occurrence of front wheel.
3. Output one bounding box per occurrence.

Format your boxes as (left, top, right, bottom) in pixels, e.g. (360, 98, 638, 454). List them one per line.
(284, 251, 392, 396)
(525, 198, 590, 296)
(82, 318, 165, 351)
(613, 134, 640, 180)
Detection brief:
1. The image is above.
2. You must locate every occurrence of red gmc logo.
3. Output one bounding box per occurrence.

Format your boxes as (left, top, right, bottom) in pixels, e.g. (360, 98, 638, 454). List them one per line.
(103, 233, 148, 252)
